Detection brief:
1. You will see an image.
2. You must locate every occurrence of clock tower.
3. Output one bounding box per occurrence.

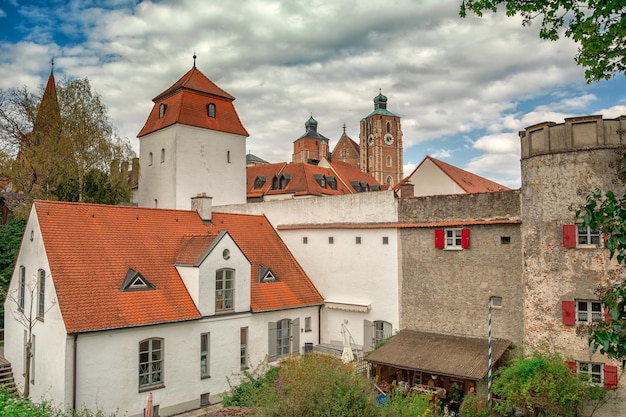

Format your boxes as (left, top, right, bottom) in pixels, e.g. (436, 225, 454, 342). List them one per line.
(359, 91, 403, 187)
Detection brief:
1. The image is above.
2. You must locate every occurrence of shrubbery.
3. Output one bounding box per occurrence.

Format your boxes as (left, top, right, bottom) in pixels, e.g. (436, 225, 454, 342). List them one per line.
(0, 387, 112, 417)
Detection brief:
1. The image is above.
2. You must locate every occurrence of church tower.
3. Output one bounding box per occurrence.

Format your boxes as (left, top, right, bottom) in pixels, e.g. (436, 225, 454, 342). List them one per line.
(137, 60, 249, 209)
(359, 92, 403, 187)
(292, 115, 330, 164)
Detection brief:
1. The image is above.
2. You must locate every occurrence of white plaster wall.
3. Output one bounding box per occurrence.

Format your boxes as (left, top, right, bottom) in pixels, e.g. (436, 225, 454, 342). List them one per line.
(218, 190, 398, 226)
(138, 124, 246, 209)
(197, 234, 251, 316)
(138, 129, 177, 208)
(280, 228, 400, 349)
(3, 208, 70, 405)
(408, 159, 465, 197)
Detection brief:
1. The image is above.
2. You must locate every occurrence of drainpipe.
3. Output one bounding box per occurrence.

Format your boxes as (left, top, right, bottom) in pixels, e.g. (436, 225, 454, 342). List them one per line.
(318, 305, 322, 345)
(73, 334, 78, 410)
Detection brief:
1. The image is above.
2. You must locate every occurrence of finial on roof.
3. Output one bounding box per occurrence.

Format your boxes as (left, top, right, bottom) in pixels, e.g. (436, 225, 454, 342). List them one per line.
(51, 58, 54, 74)
(342, 123, 346, 134)
(193, 51, 197, 68)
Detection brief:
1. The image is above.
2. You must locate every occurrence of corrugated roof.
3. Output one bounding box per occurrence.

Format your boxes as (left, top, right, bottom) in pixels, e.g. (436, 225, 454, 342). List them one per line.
(366, 330, 511, 381)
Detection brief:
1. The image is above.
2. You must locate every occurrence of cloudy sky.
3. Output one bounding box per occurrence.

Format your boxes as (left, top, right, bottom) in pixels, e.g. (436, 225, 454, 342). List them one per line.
(1, 0, 625, 188)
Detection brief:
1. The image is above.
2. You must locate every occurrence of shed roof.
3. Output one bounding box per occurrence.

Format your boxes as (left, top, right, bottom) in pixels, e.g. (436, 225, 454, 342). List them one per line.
(366, 330, 511, 381)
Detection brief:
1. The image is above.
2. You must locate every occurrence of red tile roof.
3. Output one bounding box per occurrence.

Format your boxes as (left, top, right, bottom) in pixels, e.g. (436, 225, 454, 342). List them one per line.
(33, 200, 322, 333)
(400, 156, 510, 194)
(137, 67, 248, 138)
(246, 160, 384, 199)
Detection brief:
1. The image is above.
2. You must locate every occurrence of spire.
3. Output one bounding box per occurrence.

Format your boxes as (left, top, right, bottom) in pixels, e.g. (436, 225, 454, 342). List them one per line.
(193, 51, 197, 68)
(342, 124, 346, 134)
(50, 58, 54, 75)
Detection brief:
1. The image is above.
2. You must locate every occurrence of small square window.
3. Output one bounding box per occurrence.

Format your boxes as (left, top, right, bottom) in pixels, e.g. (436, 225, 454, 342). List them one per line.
(445, 229, 462, 250)
(576, 300, 603, 324)
(382, 236, 389, 245)
(577, 361, 603, 385)
(356, 236, 361, 244)
(303, 237, 308, 244)
(490, 296, 503, 308)
(500, 236, 511, 244)
(577, 225, 601, 247)
(329, 237, 334, 244)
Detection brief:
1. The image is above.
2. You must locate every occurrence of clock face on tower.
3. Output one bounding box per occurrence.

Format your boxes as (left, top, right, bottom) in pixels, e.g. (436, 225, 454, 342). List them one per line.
(384, 133, 394, 145)
(367, 135, 374, 146)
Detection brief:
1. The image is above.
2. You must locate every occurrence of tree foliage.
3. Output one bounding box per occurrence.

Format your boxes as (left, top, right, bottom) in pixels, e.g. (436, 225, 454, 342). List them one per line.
(0, 216, 26, 326)
(459, 0, 626, 82)
(0, 77, 134, 203)
(577, 153, 626, 360)
(491, 350, 601, 417)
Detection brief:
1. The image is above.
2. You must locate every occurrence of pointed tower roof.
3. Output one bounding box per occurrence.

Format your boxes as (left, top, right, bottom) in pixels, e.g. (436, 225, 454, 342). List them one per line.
(33, 64, 61, 137)
(137, 65, 248, 137)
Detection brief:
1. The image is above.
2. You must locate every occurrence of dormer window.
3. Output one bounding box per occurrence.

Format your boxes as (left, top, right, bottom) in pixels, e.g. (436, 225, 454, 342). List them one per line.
(272, 174, 291, 190)
(121, 268, 155, 291)
(159, 103, 167, 118)
(326, 176, 337, 190)
(314, 174, 326, 188)
(207, 103, 216, 118)
(259, 266, 279, 283)
(254, 176, 267, 189)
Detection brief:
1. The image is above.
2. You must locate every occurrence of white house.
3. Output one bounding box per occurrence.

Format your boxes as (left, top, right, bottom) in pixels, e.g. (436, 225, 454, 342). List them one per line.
(3, 199, 323, 416)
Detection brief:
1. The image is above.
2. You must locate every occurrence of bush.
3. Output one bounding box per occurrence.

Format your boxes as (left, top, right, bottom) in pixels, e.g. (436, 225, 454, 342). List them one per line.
(380, 391, 433, 417)
(223, 362, 280, 408)
(459, 392, 490, 417)
(0, 386, 113, 416)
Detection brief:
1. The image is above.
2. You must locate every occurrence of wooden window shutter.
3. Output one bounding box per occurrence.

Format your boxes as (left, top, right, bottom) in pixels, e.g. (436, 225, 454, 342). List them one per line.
(268, 322, 277, 362)
(604, 365, 618, 389)
(434, 229, 445, 249)
(604, 307, 613, 323)
(291, 318, 300, 354)
(461, 228, 470, 249)
(565, 361, 577, 374)
(363, 320, 374, 352)
(562, 300, 575, 326)
(563, 224, 577, 248)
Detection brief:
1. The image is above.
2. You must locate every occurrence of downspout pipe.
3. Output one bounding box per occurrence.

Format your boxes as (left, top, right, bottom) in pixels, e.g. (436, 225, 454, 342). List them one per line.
(73, 333, 78, 410)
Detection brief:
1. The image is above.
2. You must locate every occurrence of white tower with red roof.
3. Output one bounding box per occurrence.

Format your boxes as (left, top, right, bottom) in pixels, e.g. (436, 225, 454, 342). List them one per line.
(137, 59, 249, 208)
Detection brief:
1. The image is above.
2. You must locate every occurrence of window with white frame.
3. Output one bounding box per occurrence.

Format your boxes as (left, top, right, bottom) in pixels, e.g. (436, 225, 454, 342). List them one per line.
(160, 148, 165, 163)
(576, 300, 603, 324)
(577, 224, 601, 247)
(139, 338, 163, 389)
(446, 229, 463, 249)
(201, 332, 210, 378)
(216, 269, 234, 311)
(240, 327, 248, 369)
(578, 362, 602, 385)
(276, 319, 291, 357)
(37, 269, 45, 320)
(374, 320, 392, 346)
(304, 316, 312, 332)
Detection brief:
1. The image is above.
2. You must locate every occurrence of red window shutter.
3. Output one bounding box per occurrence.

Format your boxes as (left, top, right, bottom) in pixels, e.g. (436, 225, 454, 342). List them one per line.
(434, 229, 445, 249)
(461, 228, 470, 249)
(565, 361, 577, 374)
(563, 224, 577, 248)
(605, 307, 612, 323)
(604, 365, 618, 389)
(562, 300, 576, 326)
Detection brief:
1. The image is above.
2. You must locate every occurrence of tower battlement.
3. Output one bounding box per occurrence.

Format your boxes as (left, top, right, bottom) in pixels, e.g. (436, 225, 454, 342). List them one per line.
(520, 115, 626, 160)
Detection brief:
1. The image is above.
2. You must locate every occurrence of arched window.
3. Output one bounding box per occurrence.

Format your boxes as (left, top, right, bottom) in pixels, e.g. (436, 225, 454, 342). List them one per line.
(386, 121, 391, 133)
(160, 148, 165, 163)
(386, 176, 393, 185)
(149, 152, 153, 166)
(386, 155, 392, 167)
(207, 103, 216, 118)
(139, 338, 163, 388)
(216, 269, 234, 311)
(367, 122, 372, 135)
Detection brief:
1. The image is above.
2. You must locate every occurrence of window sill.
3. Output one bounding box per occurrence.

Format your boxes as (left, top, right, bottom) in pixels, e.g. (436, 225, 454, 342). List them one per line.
(443, 247, 463, 251)
(201, 375, 211, 380)
(139, 383, 164, 393)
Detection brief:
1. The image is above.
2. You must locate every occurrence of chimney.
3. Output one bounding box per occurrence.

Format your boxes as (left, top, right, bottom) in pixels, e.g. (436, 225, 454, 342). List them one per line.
(191, 193, 212, 222)
(400, 182, 414, 198)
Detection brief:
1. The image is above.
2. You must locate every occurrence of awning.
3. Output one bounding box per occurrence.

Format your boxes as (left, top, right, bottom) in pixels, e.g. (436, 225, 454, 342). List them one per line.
(366, 330, 511, 381)
(324, 300, 370, 313)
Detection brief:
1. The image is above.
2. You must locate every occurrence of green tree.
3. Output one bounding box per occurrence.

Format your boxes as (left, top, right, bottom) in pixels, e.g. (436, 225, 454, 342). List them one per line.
(0, 216, 26, 326)
(491, 350, 602, 417)
(459, 1, 626, 82)
(577, 153, 626, 360)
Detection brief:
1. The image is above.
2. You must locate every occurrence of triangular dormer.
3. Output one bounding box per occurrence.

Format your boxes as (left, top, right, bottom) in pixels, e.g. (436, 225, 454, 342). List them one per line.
(258, 266, 279, 283)
(121, 268, 155, 291)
